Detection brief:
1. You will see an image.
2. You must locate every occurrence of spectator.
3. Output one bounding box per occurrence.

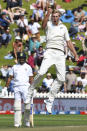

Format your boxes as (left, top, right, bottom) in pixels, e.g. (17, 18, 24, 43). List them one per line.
(38, 72, 54, 93)
(73, 9, 86, 32)
(1, 9, 14, 24)
(28, 34, 41, 52)
(7, 79, 14, 94)
(77, 53, 86, 67)
(37, 0, 55, 11)
(69, 17, 80, 39)
(80, 66, 87, 74)
(28, 18, 41, 41)
(16, 13, 28, 38)
(6, 0, 22, 10)
(42, 73, 53, 91)
(12, 36, 23, 62)
(27, 51, 36, 73)
(77, 72, 87, 90)
(1, 27, 12, 48)
(77, 6, 86, 23)
(6, 65, 14, 94)
(1, 7, 26, 23)
(38, 81, 49, 93)
(32, 4, 44, 22)
(11, 7, 26, 21)
(65, 67, 77, 93)
(0, 65, 8, 80)
(35, 45, 45, 67)
(0, 65, 12, 80)
(36, 0, 47, 11)
(0, 12, 10, 31)
(76, 81, 84, 93)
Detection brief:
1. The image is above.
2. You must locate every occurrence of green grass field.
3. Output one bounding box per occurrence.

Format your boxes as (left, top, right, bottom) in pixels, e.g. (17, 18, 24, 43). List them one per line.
(0, 114, 87, 131)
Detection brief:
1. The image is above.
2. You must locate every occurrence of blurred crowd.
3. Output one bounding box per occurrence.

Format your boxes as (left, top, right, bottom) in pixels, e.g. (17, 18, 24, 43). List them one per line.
(1, 0, 87, 95)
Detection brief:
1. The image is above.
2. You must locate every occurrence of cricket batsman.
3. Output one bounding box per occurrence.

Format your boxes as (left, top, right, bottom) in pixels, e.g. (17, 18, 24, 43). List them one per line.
(6, 52, 33, 127)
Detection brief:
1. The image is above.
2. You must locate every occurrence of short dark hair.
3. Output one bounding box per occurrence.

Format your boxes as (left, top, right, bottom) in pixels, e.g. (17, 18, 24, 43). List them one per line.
(78, 6, 83, 11)
(31, 51, 35, 54)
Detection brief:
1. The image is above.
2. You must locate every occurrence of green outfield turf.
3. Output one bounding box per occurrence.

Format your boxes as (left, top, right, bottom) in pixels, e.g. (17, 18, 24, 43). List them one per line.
(0, 114, 87, 131)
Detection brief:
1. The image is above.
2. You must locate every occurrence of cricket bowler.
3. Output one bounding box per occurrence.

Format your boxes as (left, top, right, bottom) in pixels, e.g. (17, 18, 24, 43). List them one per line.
(27, 9, 78, 114)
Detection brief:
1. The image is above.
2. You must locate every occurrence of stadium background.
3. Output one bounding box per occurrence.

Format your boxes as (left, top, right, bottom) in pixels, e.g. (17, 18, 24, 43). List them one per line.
(0, 0, 87, 130)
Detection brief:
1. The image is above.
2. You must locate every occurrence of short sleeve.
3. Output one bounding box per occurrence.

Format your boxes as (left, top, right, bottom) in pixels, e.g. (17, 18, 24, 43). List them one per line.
(28, 66, 33, 77)
(9, 66, 14, 76)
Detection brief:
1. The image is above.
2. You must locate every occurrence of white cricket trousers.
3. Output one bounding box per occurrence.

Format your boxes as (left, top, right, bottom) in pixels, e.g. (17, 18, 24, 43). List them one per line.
(14, 86, 30, 126)
(29, 49, 66, 105)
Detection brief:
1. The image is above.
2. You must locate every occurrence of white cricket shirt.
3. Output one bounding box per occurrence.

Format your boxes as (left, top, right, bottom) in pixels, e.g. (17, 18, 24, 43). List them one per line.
(45, 21, 70, 52)
(28, 22, 41, 34)
(9, 63, 33, 87)
(17, 19, 28, 27)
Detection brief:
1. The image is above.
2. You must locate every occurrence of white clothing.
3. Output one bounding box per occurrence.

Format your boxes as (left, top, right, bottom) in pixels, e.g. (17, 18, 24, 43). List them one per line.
(9, 63, 33, 87)
(17, 19, 28, 27)
(9, 62, 33, 127)
(14, 86, 29, 103)
(36, 0, 46, 3)
(28, 19, 70, 114)
(9, 63, 33, 103)
(36, 0, 54, 4)
(45, 21, 70, 52)
(28, 22, 41, 34)
(47, 0, 54, 5)
(43, 78, 53, 88)
(77, 77, 87, 87)
(39, 49, 65, 82)
(0, 68, 8, 77)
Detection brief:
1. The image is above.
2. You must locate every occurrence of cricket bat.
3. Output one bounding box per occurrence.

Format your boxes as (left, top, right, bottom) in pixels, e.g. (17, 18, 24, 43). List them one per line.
(30, 98, 34, 127)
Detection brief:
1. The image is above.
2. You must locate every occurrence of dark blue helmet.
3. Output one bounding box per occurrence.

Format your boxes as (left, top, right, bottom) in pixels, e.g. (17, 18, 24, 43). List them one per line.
(17, 52, 26, 64)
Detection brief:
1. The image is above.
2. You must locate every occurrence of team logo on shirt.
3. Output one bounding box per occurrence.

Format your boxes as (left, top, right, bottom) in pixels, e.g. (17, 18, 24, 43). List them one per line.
(20, 53, 23, 56)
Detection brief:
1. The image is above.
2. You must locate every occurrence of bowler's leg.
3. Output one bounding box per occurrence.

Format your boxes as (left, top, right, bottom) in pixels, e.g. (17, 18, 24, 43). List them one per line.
(28, 50, 53, 105)
(45, 52, 65, 113)
(27, 73, 44, 106)
(44, 79, 62, 113)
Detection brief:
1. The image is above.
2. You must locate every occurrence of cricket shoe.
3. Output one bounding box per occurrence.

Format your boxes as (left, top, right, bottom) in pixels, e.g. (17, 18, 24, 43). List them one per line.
(14, 124, 21, 128)
(25, 122, 30, 127)
(44, 100, 52, 114)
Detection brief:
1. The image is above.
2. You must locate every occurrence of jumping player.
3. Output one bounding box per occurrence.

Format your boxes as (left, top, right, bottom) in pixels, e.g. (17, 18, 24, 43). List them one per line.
(6, 52, 33, 127)
(28, 9, 78, 114)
